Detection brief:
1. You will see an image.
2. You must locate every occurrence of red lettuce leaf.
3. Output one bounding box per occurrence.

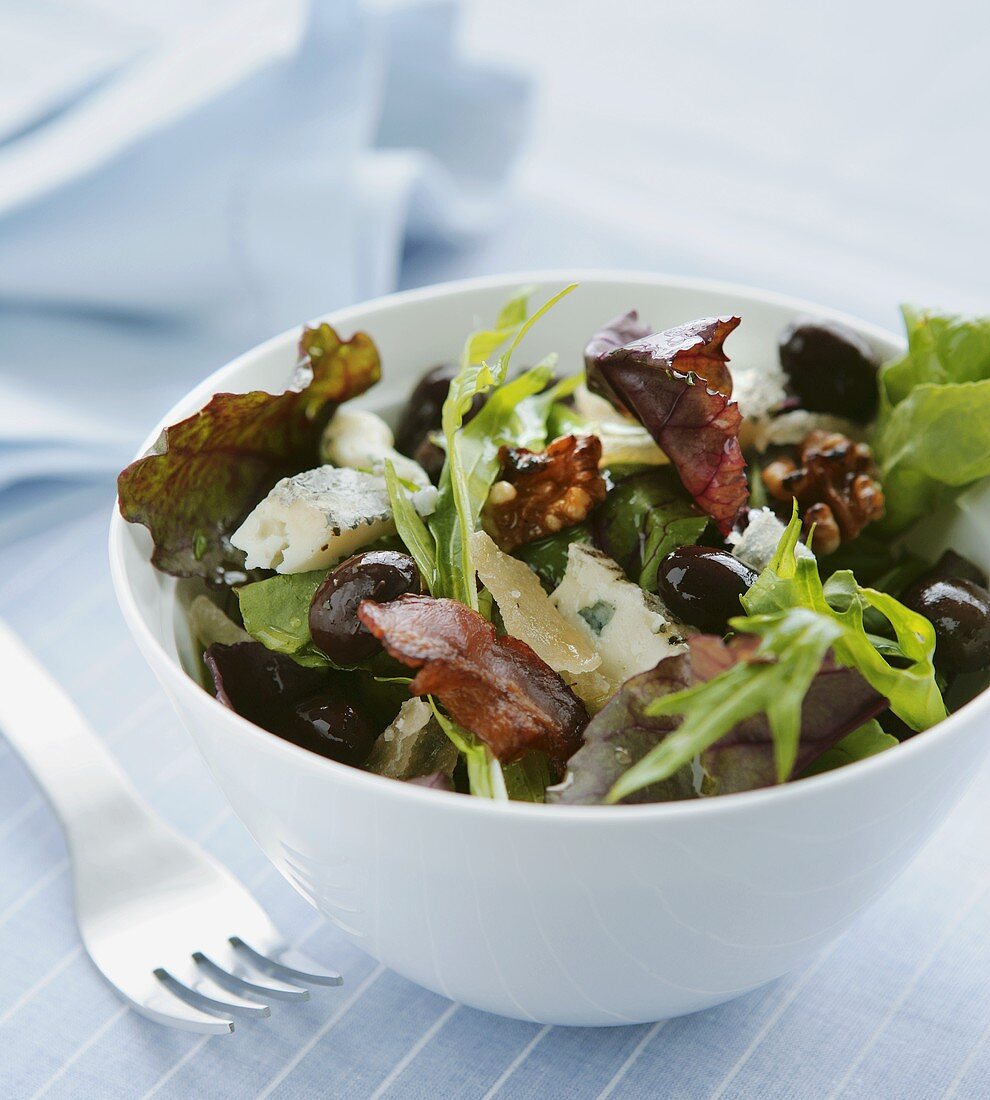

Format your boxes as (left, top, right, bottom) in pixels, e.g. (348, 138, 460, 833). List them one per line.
(551, 633, 886, 804)
(583, 310, 652, 374)
(586, 316, 747, 534)
(358, 594, 588, 763)
(117, 324, 380, 583)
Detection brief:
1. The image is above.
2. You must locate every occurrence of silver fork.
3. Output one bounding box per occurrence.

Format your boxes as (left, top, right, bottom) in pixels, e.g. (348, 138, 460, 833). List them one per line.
(0, 621, 341, 1034)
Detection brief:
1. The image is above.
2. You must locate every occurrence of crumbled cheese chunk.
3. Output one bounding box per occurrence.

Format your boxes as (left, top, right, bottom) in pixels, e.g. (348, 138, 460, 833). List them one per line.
(727, 506, 815, 571)
(732, 362, 788, 422)
(322, 407, 431, 487)
(749, 409, 864, 453)
(550, 544, 686, 685)
(231, 466, 395, 573)
(471, 531, 612, 711)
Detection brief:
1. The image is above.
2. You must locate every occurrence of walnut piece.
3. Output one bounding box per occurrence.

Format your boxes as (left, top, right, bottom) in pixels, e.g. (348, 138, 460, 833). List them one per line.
(761, 429, 885, 554)
(482, 434, 607, 552)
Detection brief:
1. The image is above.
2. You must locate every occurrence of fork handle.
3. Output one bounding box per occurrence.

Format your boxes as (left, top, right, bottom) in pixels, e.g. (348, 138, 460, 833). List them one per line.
(0, 620, 153, 846)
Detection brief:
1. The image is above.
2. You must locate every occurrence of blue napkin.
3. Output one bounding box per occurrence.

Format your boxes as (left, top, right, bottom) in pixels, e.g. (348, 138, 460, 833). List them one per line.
(0, 0, 528, 525)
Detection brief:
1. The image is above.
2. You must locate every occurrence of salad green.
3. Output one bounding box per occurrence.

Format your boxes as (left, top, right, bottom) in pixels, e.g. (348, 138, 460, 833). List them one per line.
(118, 287, 990, 805)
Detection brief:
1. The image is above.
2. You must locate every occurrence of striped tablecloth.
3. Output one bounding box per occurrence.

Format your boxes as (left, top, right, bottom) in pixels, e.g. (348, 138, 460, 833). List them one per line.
(0, 486, 988, 1099)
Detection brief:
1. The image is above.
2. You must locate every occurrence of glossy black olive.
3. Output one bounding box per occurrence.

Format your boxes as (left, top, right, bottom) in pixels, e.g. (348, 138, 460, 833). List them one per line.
(285, 693, 378, 766)
(902, 577, 990, 675)
(413, 436, 447, 484)
(309, 550, 421, 664)
(779, 317, 880, 422)
(922, 549, 988, 590)
(393, 363, 486, 457)
(656, 545, 758, 635)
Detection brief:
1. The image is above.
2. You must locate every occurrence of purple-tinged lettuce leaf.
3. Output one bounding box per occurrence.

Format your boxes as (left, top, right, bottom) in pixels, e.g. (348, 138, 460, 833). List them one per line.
(548, 653, 697, 805)
(118, 324, 381, 583)
(689, 636, 888, 795)
(583, 310, 652, 374)
(555, 619, 887, 805)
(586, 316, 747, 535)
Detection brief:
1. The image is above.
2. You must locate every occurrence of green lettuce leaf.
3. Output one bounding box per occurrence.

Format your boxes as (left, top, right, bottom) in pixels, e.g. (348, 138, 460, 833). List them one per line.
(591, 468, 708, 590)
(236, 569, 329, 667)
(515, 524, 591, 589)
(742, 509, 946, 732)
(118, 324, 381, 583)
(881, 306, 990, 406)
(799, 719, 897, 777)
(428, 284, 578, 609)
(874, 307, 990, 533)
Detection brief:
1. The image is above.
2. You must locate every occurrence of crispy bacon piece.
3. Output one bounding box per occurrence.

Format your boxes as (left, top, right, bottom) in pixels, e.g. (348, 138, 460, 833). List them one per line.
(357, 595, 588, 763)
(482, 434, 607, 552)
(586, 316, 748, 535)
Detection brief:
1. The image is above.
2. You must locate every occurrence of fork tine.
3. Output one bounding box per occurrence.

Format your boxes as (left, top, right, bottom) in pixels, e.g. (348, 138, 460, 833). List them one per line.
(140, 983, 235, 1035)
(154, 967, 271, 1019)
(194, 951, 310, 1002)
(230, 937, 343, 987)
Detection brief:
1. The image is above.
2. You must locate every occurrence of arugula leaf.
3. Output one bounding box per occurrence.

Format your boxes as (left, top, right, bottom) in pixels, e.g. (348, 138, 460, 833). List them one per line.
(607, 609, 842, 801)
(591, 468, 707, 590)
(874, 307, 990, 533)
(428, 285, 578, 609)
(429, 700, 507, 800)
(384, 461, 436, 588)
(502, 752, 554, 802)
(598, 620, 887, 804)
(743, 508, 946, 732)
(236, 569, 328, 667)
(118, 324, 380, 583)
(799, 719, 897, 777)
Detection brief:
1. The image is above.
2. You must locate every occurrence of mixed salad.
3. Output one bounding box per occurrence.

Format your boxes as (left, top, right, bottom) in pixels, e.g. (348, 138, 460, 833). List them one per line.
(118, 287, 990, 804)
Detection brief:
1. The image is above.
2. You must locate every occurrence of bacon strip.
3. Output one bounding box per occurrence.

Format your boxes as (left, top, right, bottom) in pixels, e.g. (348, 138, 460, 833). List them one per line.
(358, 595, 588, 763)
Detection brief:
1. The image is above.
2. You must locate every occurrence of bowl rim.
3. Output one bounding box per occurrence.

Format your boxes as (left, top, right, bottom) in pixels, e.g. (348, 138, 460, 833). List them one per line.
(109, 267, 990, 822)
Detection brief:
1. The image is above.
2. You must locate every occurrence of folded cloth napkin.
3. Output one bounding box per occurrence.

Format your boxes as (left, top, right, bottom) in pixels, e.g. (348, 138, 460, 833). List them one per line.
(0, 0, 528, 528)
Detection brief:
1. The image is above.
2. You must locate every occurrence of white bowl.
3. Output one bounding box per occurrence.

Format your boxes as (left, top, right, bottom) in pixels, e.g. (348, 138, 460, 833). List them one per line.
(110, 271, 990, 1026)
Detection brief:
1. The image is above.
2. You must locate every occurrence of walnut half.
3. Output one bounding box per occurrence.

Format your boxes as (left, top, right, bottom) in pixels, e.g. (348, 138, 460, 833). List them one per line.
(482, 434, 607, 552)
(762, 429, 885, 554)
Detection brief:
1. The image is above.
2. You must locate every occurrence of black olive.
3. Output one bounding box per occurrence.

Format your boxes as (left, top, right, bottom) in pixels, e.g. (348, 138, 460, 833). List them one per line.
(922, 549, 988, 590)
(393, 363, 486, 457)
(902, 577, 990, 675)
(309, 550, 421, 664)
(413, 436, 447, 485)
(778, 317, 879, 423)
(656, 546, 758, 635)
(285, 693, 378, 766)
